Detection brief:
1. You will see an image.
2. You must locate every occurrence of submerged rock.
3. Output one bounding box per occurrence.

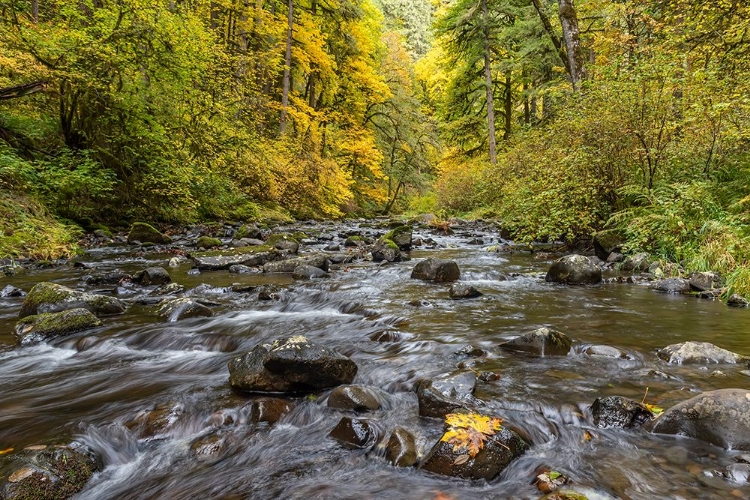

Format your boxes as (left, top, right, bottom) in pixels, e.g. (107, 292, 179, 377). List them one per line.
(292, 265, 327, 279)
(247, 397, 295, 424)
(327, 385, 381, 412)
(0, 284, 25, 297)
(728, 294, 749, 307)
(127, 222, 171, 244)
(329, 417, 380, 449)
(14, 308, 102, 346)
(545, 254, 602, 285)
(386, 428, 418, 467)
(19, 282, 125, 318)
(228, 336, 357, 393)
(591, 396, 654, 428)
(417, 371, 478, 418)
(583, 345, 628, 359)
(656, 341, 747, 364)
(501, 327, 572, 356)
(1, 444, 100, 500)
(411, 258, 460, 282)
(652, 278, 692, 294)
(449, 283, 482, 299)
(157, 298, 214, 322)
(649, 389, 750, 450)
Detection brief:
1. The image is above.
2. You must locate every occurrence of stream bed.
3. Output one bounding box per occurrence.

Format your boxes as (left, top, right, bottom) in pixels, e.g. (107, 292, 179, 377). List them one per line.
(1, 220, 750, 499)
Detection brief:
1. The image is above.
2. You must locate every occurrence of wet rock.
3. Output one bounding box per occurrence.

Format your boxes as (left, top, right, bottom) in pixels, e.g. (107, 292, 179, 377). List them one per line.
(593, 229, 624, 261)
(228, 336, 357, 393)
(157, 298, 214, 322)
(19, 282, 125, 318)
(190, 432, 229, 461)
(329, 417, 379, 449)
(266, 234, 300, 253)
(126, 402, 185, 438)
(149, 283, 185, 297)
(263, 254, 329, 273)
(723, 463, 750, 483)
(621, 252, 651, 272)
(257, 285, 280, 300)
(369, 330, 405, 342)
(535, 468, 572, 494)
(656, 341, 747, 364)
(328, 253, 354, 264)
(607, 252, 625, 264)
(0, 284, 25, 297)
(80, 269, 130, 285)
(228, 264, 261, 274)
(728, 294, 749, 307)
(501, 327, 572, 356)
(652, 278, 692, 294)
(127, 222, 171, 244)
(14, 308, 102, 346)
(386, 428, 418, 467)
(648, 389, 750, 450)
(344, 236, 365, 247)
(545, 254, 602, 285)
(247, 397, 295, 424)
(134, 266, 172, 286)
(292, 265, 327, 279)
(583, 345, 628, 359)
(233, 238, 266, 247)
(168, 256, 187, 267)
(689, 272, 720, 291)
(591, 396, 654, 428)
(411, 258, 460, 283)
(385, 226, 413, 250)
(196, 236, 222, 249)
(325, 244, 341, 251)
(417, 371, 478, 418)
(327, 385, 381, 412)
(1, 444, 100, 500)
(371, 238, 402, 262)
(449, 283, 482, 299)
(419, 418, 527, 480)
(191, 246, 279, 271)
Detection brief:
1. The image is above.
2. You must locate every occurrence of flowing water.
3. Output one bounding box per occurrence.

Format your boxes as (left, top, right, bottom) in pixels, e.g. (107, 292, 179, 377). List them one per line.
(1, 221, 750, 499)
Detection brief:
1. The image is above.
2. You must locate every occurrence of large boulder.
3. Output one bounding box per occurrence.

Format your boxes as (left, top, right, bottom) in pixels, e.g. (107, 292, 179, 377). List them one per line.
(657, 341, 747, 365)
(14, 308, 102, 346)
(689, 271, 721, 291)
(500, 327, 572, 356)
(127, 222, 171, 244)
(1, 444, 100, 500)
(417, 371, 478, 418)
(191, 246, 279, 271)
(228, 336, 357, 393)
(19, 282, 125, 318)
(419, 414, 528, 480)
(591, 396, 654, 428)
(651, 278, 692, 294)
(545, 254, 602, 285)
(157, 298, 213, 322)
(593, 229, 624, 261)
(371, 238, 402, 262)
(411, 258, 460, 283)
(649, 389, 750, 450)
(384, 226, 413, 250)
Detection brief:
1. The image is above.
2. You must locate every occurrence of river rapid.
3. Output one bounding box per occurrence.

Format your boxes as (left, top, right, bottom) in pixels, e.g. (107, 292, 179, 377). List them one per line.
(1, 220, 750, 499)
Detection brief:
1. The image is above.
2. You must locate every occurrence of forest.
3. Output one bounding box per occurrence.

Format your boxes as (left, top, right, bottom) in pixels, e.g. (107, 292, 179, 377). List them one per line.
(0, 0, 749, 295)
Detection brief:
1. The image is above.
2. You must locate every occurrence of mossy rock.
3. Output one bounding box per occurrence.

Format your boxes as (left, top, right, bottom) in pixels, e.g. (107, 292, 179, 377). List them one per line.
(1, 444, 100, 500)
(266, 234, 300, 253)
(127, 222, 171, 245)
(384, 225, 412, 250)
(592, 229, 625, 261)
(235, 224, 262, 240)
(19, 282, 126, 318)
(15, 308, 102, 346)
(196, 236, 222, 249)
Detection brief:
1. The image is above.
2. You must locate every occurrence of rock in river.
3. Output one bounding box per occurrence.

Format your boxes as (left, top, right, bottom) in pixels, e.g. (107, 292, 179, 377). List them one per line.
(591, 396, 654, 429)
(656, 341, 748, 364)
(419, 413, 528, 480)
(648, 389, 750, 450)
(1, 444, 100, 500)
(500, 327, 572, 356)
(158, 298, 214, 322)
(545, 254, 602, 285)
(228, 336, 357, 393)
(411, 258, 460, 282)
(327, 385, 381, 412)
(133, 266, 172, 286)
(14, 308, 102, 346)
(651, 278, 692, 294)
(19, 282, 125, 318)
(329, 417, 380, 449)
(386, 428, 418, 467)
(417, 371, 478, 418)
(449, 283, 482, 299)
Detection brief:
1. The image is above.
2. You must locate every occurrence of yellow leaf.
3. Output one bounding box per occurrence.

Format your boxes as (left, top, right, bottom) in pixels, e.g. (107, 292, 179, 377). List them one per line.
(440, 413, 503, 458)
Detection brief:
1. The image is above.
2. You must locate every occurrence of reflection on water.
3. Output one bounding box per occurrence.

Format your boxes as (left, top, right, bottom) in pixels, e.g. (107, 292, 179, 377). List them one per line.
(1, 224, 749, 499)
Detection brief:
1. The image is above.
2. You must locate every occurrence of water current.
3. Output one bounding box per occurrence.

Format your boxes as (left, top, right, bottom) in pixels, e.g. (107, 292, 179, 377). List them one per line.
(1, 221, 750, 499)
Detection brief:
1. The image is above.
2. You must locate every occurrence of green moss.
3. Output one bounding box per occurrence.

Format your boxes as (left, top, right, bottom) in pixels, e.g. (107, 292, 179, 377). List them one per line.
(266, 234, 299, 245)
(127, 222, 171, 244)
(192, 245, 273, 258)
(383, 238, 398, 250)
(5, 447, 99, 500)
(384, 225, 411, 240)
(16, 309, 102, 343)
(196, 236, 222, 249)
(235, 225, 260, 240)
(291, 231, 308, 240)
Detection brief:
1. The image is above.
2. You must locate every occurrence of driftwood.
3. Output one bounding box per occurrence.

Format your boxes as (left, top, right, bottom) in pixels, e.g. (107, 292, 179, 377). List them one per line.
(0, 81, 47, 100)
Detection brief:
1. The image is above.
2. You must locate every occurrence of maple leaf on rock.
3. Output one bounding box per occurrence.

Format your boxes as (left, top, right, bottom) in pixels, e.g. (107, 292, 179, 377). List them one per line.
(440, 413, 503, 458)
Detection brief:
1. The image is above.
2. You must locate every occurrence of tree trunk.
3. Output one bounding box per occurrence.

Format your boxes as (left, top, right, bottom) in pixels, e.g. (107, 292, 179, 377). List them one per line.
(32, 0, 38, 23)
(481, 0, 497, 165)
(503, 73, 512, 140)
(530, 0, 570, 75)
(280, 0, 293, 134)
(558, 0, 586, 91)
